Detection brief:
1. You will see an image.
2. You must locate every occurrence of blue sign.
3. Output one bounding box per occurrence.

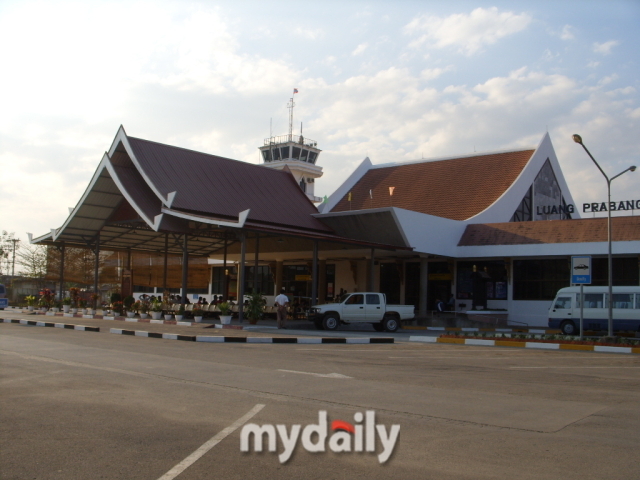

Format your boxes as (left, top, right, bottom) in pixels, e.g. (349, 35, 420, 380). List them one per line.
(571, 256, 591, 284)
(0, 298, 8, 308)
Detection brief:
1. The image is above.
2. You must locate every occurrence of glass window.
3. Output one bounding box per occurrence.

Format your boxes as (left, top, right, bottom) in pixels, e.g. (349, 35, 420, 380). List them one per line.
(612, 293, 633, 309)
(513, 259, 570, 301)
(292, 146, 301, 160)
(262, 150, 272, 162)
(280, 146, 290, 159)
(554, 296, 572, 309)
(457, 261, 508, 300)
(308, 151, 318, 164)
(366, 294, 380, 305)
(583, 293, 603, 309)
(300, 149, 308, 162)
(635, 294, 640, 310)
(272, 147, 281, 160)
(345, 294, 364, 305)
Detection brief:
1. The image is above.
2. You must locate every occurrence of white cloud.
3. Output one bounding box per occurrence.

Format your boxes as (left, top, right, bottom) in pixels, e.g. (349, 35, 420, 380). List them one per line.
(404, 7, 532, 55)
(294, 27, 324, 40)
(587, 61, 601, 68)
(593, 40, 619, 55)
(352, 43, 368, 56)
(560, 24, 575, 40)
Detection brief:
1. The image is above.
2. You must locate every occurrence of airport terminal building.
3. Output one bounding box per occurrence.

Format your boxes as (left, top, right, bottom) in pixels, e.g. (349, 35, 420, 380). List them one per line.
(31, 127, 640, 327)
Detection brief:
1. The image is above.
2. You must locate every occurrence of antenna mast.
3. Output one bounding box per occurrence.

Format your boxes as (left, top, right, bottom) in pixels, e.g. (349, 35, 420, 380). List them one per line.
(287, 97, 295, 142)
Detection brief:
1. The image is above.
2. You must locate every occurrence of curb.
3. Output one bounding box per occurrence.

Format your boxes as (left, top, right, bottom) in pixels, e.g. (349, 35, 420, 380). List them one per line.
(406, 326, 561, 334)
(409, 335, 640, 354)
(29, 311, 203, 327)
(110, 328, 394, 344)
(2, 318, 99, 332)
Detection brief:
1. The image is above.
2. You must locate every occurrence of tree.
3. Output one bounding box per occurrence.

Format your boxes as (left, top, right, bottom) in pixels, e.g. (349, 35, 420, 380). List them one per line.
(16, 244, 48, 291)
(0, 231, 20, 278)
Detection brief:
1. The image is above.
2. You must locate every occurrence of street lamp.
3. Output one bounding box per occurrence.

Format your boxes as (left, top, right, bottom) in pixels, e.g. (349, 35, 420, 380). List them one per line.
(572, 134, 636, 337)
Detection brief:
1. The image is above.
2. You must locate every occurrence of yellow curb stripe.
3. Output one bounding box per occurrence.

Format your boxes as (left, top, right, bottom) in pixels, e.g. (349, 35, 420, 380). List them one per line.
(495, 340, 525, 348)
(437, 337, 465, 344)
(632, 347, 640, 354)
(559, 344, 594, 351)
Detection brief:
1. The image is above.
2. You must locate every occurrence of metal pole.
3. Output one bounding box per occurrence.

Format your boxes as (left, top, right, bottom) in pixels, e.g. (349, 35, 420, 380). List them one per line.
(58, 242, 65, 302)
(10, 239, 19, 286)
(238, 233, 246, 322)
(163, 233, 168, 291)
(369, 248, 375, 292)
(93, 235, 100, 309)
(607, 179, 613, 337)
(579, 284, 584, 340)
(181, 234, 188, 306)
(311, 240, 318, 306)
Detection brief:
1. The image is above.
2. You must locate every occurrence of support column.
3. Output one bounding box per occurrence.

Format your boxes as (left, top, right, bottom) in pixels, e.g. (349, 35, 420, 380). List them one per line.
(253, 233, 260, 293)
(223, 239, 228, 301)
(181, 234, 188, 305)
(163, 233, 169, 292)
(419, 257, 428, 318)
(368, 248, 375, 292)
(238, 233, 246, 322)
(58, 242, 65, 302)
(93, 235, 100, 309)
(311, 240, 318, 306)
(318, 260, 327, 303)
(275, 261, 283, 295)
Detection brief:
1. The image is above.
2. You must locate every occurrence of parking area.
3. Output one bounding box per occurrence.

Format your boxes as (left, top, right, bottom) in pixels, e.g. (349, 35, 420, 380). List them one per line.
(1, 310, 639, 479)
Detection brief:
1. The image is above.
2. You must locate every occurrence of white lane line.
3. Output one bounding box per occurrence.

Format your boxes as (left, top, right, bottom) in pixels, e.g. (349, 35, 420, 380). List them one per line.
(278, 369, 352, 379)
(509, 366, 640, 369)
(156, 403, 265, 480)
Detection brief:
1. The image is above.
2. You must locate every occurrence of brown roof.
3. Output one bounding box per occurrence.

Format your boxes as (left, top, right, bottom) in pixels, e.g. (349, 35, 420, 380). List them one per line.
(331, 150, 534, 220)
(458, 217, 640, 246)
(126, 136, 333, 233)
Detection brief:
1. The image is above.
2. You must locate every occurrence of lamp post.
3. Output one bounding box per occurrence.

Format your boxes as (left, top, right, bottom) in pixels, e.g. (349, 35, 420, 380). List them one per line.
(572, 134, 636, 337)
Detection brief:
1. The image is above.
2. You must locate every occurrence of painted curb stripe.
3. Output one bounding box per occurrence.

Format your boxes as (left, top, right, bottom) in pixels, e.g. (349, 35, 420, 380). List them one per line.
(407, 336, 639, 354)
(107, 328, 394, 344)
(1, 319, 99, 332)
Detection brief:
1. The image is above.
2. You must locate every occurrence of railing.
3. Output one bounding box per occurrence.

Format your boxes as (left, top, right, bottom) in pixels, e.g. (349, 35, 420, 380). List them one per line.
(264, 134, 318, 148)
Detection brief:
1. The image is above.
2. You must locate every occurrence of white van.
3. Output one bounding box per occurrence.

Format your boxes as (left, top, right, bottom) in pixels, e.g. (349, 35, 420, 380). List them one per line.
(548, 286, 640, 335)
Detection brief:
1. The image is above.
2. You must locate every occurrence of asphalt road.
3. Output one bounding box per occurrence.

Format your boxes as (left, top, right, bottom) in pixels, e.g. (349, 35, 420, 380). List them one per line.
(1, 311, 638, 479)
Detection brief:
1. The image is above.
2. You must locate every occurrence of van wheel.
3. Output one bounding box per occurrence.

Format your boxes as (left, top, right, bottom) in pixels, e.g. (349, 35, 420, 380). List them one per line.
(323, 314, 339, 331)
(560, 320, 577, 335)
(372, 322, 384, 332)
(383, 315, 399, 333)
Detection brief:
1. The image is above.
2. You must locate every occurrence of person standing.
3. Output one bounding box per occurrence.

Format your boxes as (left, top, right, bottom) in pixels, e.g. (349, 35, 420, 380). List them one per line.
(274, 288, 290, 329)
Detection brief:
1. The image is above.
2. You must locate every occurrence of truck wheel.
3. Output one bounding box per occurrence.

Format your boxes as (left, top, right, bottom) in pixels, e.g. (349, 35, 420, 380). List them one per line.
(372, 322, 384, 332)
(383, 315, 399, 333)
(323, 314, 339, 331)
(560, 320, 577, 336)
(314, 319, 324, 330)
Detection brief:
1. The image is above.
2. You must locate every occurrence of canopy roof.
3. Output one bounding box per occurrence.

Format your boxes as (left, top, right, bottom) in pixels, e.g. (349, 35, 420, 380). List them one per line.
(30, 127, 409, 256)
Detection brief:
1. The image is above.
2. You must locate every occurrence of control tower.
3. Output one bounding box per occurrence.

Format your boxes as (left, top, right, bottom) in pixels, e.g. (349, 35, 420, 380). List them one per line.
(259, 92, 323, 203)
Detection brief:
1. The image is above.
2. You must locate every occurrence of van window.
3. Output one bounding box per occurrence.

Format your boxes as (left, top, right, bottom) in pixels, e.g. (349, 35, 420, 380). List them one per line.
(636, 294, 640, 310)
(612, 294, 634, 309)
(0, 285, 5, 295)
(583, 293, 604, 309)
(553, 296, 572, 309)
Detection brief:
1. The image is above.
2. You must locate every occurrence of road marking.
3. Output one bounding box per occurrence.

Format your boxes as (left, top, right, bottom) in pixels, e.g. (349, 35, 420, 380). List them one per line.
(278, 369, 353, 379)
(509, 366, 640, 369)
(156, 404, 265, 480)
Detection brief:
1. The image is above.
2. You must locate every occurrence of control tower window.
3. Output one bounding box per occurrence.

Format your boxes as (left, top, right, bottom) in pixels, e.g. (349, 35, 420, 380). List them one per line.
(300, 149, 308, 162)
(272, 147, 281, 161)
(299, 178, 306, 192)
(280, 146, 290, 159)
(308, 151, 318, 164)
(262, 150, 272, 162)
(292, 146, 301, 160)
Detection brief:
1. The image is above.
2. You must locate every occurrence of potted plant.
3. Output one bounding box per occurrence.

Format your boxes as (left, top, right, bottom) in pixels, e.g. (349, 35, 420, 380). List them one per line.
(25, 295, 36, 311)
(62, 297, 72, 313)
(164, 301, 174, 321)
(111, 300, 124, 317)
(51, 301, 62, 313)
(139, 301, 149, 319)
(123, 295, 135, 317)
(77, 298, 86, 312)
(150, 299, 163, 320)
(246, 292, 266, 325)
(69, 287, 80, 313)
(175, 304, 186, 321)
(192, 306, 205, 323)
(89, 293, 99, 314)
(218, 301, 233, 325)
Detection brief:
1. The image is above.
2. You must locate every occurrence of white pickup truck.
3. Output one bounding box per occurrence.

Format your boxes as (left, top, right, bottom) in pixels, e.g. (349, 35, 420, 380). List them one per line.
(307, 292, 415, 332)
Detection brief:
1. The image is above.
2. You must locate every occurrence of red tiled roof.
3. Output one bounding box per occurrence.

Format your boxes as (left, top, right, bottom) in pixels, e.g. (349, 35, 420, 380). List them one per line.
(331, 150, 534, 220)
(458, 217, 640, 246)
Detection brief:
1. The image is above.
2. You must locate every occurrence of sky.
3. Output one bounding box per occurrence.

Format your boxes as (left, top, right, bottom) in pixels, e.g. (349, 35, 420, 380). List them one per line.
(1, 0, 639, 248)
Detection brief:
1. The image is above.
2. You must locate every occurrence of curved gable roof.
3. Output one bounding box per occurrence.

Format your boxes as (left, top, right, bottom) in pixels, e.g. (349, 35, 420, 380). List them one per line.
(330, 150, 534, 221)
(126, 136, 332, 233)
